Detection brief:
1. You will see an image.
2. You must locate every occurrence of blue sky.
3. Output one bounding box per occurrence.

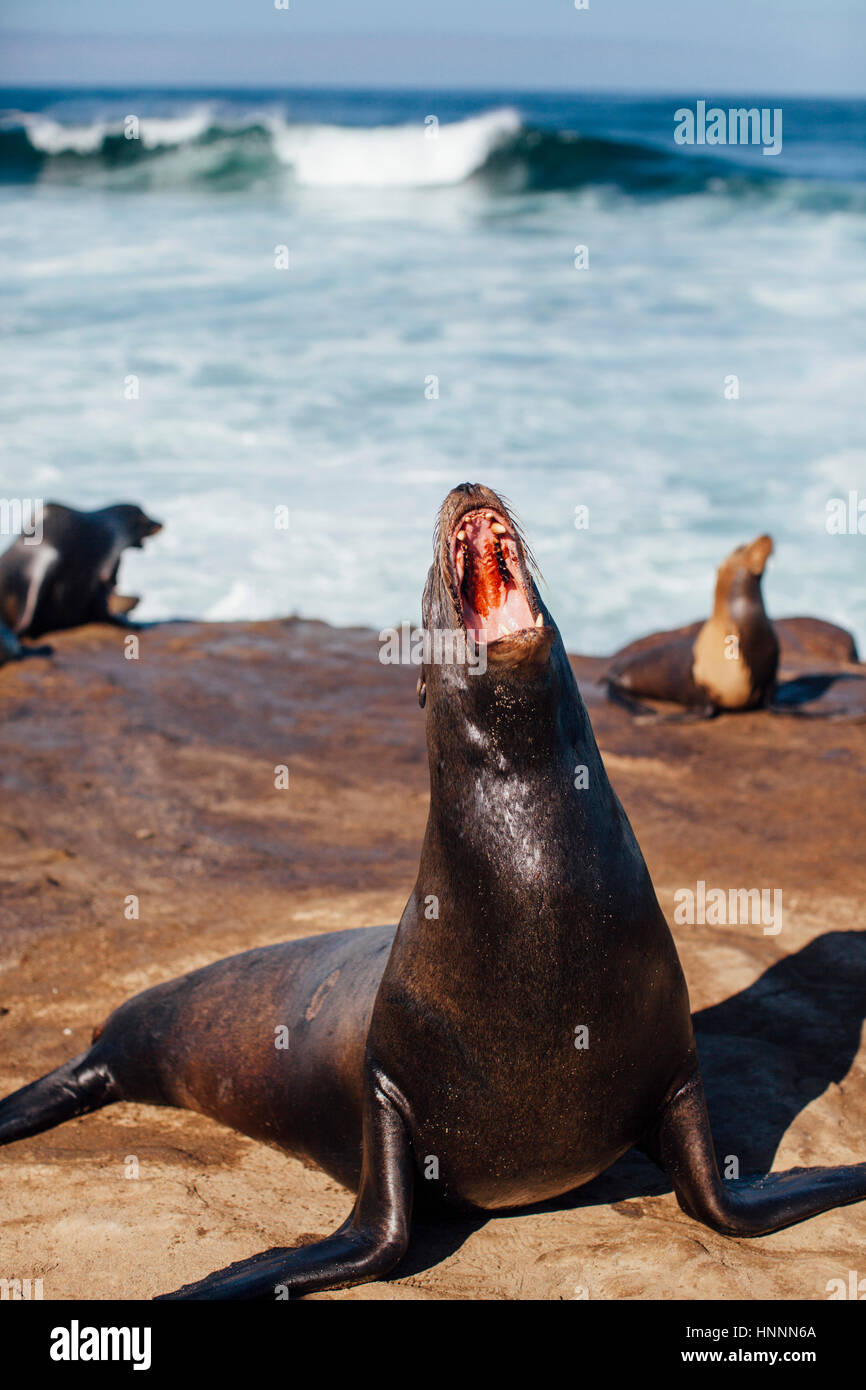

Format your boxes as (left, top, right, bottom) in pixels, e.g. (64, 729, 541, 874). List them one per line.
(1, 0, 864, 93)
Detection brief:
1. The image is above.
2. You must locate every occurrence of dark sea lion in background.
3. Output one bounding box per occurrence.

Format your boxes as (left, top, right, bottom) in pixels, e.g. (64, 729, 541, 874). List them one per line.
(0, 502, 162, 641)
(2, 484, 866, 1302)
(606, 536, 864, 720)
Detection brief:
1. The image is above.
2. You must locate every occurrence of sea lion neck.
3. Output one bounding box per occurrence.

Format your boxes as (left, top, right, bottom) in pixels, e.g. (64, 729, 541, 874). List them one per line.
(423, 631, 589, 798)
(711, 565, 768, 633)
(711, 535, 774, 632)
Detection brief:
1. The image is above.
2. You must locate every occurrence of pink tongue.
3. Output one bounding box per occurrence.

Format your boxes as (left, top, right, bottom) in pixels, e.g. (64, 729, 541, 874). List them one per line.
(457, 514, 535, 642)
(462, 585, 534, 643)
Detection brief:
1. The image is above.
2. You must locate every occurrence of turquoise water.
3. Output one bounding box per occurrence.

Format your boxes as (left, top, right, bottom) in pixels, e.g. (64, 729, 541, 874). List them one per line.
(1, 90, 864, 651)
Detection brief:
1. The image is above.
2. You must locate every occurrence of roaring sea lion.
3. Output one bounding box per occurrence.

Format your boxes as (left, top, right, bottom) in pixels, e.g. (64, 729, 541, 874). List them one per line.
(2, 484, 865, 1301)
(0, 502, 162, 640)
(606, 535, 778, 718)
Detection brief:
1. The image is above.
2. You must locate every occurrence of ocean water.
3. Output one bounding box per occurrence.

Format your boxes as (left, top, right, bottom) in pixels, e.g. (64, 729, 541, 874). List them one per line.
(0, 88, 864, 653)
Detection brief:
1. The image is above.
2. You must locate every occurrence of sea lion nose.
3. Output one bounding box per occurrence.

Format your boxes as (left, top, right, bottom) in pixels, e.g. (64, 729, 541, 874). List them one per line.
(445, 482, 493, 514)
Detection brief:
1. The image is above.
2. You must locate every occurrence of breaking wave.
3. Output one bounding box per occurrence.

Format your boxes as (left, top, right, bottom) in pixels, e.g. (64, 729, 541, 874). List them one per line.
(1, 103, 862, 207)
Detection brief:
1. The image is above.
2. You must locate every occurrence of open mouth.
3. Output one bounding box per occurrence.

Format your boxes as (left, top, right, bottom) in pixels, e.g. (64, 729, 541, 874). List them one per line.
(452, 509, 539, 644)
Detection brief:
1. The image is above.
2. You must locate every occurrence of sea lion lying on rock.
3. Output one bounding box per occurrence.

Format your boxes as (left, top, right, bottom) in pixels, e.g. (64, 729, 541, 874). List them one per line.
(606, 536, 863, 720)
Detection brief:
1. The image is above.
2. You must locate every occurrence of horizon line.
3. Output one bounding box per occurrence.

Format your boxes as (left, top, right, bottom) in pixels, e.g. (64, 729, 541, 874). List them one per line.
(1, 82, 864, 101)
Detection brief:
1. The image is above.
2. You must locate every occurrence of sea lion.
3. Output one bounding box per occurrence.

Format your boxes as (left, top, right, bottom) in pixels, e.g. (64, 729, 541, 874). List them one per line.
(2, 483, 865, 1301)
(0, 502, 162, 640)
(612, 616, 859, 676)
(606, 535, 778, 718)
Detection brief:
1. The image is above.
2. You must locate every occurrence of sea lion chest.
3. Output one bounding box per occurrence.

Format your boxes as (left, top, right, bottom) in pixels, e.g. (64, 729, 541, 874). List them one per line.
(691, 616, 757, 708)
(691, 583, 779, 710)
(370, 875, 692, 1211)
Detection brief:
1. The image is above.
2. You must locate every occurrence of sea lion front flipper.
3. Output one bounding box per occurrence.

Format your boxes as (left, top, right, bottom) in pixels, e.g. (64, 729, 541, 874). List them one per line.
(651, 1067, 866, 1236)
(157, 1067, 414, 1301)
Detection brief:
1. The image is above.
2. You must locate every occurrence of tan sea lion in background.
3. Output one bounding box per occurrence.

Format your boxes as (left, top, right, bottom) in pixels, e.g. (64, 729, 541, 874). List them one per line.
(606, 535, 863, 720)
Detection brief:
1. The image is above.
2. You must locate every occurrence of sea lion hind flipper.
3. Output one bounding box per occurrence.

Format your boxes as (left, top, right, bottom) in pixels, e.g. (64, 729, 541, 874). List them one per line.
(0, 1051, 119, 1147)
(647, 704, 718, 726)
(605, 679, 717, 725)
(652, 1068, 866, 1236)
(604, 678, 660, 719)
(157, 1067, 414, 1301)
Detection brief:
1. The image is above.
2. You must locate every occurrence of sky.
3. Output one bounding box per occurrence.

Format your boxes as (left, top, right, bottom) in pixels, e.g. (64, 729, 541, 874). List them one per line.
(1, 0, 864, 94)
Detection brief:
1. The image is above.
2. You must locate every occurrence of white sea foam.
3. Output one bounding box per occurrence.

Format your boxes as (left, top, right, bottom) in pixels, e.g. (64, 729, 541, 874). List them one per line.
(14, 105, 219, 155)
(266, 108, 522, 187)
(137, 107, 216, 150)
(1, 110, 864, 654)
(21, 114, 110, 155)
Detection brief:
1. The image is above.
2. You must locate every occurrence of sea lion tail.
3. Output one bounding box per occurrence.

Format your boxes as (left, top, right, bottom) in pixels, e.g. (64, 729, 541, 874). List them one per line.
(0, 1051, 119, 1147)
(604, 676, 657, 717)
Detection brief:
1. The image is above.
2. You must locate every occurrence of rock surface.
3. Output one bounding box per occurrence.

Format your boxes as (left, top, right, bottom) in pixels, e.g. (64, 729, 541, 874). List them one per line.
(0, 617, 864, 1300)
